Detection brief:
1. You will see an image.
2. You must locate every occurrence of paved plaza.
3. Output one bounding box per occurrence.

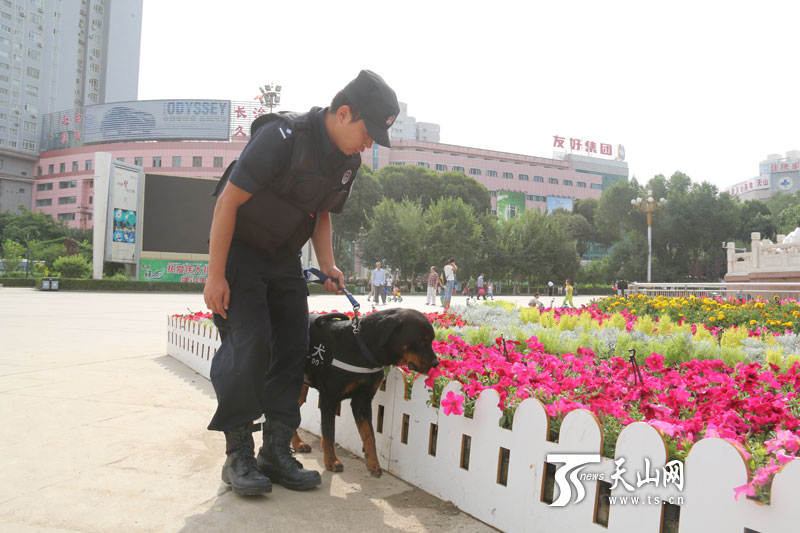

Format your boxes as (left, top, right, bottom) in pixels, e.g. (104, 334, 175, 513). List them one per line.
(0, 287, 597, 532)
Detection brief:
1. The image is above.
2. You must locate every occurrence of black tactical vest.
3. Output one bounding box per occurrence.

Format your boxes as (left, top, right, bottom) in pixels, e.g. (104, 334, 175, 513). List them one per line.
(213, 107, 353, 254)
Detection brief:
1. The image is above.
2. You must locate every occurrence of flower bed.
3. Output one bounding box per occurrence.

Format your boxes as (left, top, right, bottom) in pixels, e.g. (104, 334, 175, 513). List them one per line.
(172, 301, 800, 503)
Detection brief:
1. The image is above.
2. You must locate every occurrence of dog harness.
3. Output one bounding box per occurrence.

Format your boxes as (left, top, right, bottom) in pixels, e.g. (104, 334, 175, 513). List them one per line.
(303, 268, 383, 374)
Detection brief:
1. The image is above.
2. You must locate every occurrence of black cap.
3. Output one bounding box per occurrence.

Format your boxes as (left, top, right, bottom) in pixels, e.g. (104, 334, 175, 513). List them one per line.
(342, 70, 399, 148)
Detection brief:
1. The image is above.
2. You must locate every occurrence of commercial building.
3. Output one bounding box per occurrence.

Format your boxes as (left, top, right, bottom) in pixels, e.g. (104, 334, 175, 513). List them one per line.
(31, 99, 630, 228)
(0, 0, 142, 214)
(726, 150, 800, 201)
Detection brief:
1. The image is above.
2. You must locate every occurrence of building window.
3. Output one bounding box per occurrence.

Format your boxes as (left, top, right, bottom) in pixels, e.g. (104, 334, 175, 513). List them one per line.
(533, 175, 544, 183)
(26, 66, 39, 79)
(487, 170, 498, 177)
(116, 157, 124, 163)
(489, 191, 497, 197)
(469, 168, 481, 176)
(192, 156, 202, 167)
(501, 172, 513, 179)
(22, 139, 34, 151)
(37, 166, 42, 176)
(389, 161, 405, 166)
(57, 213, 75, 222)
(591, 183, 603, 190)
(59, 162, 66, 173)
(89, 196, 92, 204)
(27, 49, 39, 61)
(59, 180, 77, 189)
(452, 166, 465, 172)
(577, 181, 587, 188)
(563, 180, 573, 186)
(134, 157, 143, 166)
(548, 178, 558, 185)
(36, 183, 52, 191)
(70, 161, 78, 172)
(48, 164, 53, 174)
(518, 174, 529, 181)
(24, 84, 38, 97)
(153, 156, 162, 167)
(490, 209, 497, 215)
(58, 196, 77, 205)
(85, 159, 92, 171)
(213, 156, 223, 168)
(172, 156, 181, 167)
(23, 120, 36, 133)
(35, 198, 52, 207)
(533, 195, 547, 202)
(417, 161, 430, 168)
(435, 163, 447, 171)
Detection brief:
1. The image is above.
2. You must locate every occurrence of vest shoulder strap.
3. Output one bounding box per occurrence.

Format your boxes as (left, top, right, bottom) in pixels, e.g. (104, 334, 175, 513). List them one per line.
(250, 106, 321, 136)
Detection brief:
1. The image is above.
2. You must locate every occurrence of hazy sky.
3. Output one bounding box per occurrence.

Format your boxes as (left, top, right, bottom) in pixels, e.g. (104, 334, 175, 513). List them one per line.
(138, 0, 800, 190)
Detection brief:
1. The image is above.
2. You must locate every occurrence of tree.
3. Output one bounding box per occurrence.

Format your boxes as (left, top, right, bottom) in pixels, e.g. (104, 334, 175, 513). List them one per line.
(440, 171, 491, 215)
(376, 165, 443, 207)
(331, 165, 383, 274)
(1, 239, 25, 272)
(738, 199, 776, 241)
(359, 199, 426, 284)
(594, 179, 639, 243)
(550, 210, 594, 258)
(423, 197, 483, 276)
(500, 210, 579, 287)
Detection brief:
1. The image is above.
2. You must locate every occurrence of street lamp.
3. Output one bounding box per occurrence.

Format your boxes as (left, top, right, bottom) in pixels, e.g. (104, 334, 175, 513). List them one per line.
(631, 191, 666, 282)
(256, 83, 282, 113)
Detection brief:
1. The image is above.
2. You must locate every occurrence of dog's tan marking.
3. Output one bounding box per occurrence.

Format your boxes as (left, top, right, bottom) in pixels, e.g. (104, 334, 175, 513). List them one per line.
(322, 436, 343, 472)
(355, 417, 382, 477)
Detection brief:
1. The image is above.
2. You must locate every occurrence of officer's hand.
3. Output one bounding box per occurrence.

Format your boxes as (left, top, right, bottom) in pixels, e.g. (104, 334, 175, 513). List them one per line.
(322, 266, 345, 294)
(204, 276, 230, 319)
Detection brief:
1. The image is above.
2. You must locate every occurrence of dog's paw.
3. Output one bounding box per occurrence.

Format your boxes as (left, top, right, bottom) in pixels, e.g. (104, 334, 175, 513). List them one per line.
(295, 442, 312, 453)
(326, 460, 344, 472)
(368, 465, 383, 478)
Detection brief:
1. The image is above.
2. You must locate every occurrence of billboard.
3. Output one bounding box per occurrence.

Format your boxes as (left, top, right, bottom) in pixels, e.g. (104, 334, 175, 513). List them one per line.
(140, 174, 217, 255)
(139, 259, 208, 283)
(496, 191, 526, 221)
(546, 196, 573, 214)
(84, 100, 231, 143)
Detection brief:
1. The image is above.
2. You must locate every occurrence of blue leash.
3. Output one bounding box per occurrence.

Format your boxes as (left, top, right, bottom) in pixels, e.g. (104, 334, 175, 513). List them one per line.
(303, 267, 362, 331)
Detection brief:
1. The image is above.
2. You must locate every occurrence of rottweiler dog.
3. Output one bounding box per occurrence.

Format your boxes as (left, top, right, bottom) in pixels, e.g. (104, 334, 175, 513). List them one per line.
(293, 307, 439, 477)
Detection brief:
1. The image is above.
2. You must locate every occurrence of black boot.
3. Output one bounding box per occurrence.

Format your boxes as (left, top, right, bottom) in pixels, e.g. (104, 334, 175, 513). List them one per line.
(257, 419, 321, 491)
(221, 424, 272, 495)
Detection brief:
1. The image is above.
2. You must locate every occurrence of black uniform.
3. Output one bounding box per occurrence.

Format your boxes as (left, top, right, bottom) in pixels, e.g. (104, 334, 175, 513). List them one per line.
(208, 107, 360, 432)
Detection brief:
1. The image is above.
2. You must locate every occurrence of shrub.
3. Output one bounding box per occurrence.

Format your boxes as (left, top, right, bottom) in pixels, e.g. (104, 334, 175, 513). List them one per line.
(53, 255, 91, 278)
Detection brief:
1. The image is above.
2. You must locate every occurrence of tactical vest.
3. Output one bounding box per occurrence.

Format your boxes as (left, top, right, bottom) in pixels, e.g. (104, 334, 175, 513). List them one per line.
(213, 107, 352, 254)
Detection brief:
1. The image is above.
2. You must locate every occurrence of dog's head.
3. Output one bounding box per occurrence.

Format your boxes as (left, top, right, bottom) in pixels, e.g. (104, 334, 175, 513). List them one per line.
(359, 308, 439, 374)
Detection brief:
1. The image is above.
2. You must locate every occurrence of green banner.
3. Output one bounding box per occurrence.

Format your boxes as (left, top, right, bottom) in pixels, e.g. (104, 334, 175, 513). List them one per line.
(496, 190, 526, 221)
(139, 258, 208, 283)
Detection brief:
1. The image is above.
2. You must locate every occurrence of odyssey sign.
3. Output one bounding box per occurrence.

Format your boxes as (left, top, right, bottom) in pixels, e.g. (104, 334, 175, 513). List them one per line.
(554, 135, 625, 161)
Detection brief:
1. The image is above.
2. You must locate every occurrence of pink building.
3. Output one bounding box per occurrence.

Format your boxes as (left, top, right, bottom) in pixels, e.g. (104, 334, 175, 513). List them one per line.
(33, 140, 246, 229)
(31, 133, 618, 229)
(363, 140, 606, 215)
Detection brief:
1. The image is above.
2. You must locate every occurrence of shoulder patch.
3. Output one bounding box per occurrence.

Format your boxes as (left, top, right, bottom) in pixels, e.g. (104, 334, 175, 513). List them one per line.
(277, 125, 293, 140)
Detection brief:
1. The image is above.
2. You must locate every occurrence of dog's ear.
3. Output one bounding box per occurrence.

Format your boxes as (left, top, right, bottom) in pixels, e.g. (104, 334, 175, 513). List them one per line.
(361, 310, 403, 351)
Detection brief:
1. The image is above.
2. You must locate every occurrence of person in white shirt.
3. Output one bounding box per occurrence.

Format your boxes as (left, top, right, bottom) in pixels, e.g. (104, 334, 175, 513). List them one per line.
(442, 257, 457, 311)
(370, 262, 386, 305)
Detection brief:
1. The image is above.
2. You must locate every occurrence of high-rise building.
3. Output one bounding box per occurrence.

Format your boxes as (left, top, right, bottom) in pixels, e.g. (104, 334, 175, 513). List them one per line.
(390, 102, 440, 143)
(0, 0, 142, 215)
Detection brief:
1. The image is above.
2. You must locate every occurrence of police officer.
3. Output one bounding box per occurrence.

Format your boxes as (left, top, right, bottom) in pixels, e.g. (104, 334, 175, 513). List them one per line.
(204, 70, 399, 496)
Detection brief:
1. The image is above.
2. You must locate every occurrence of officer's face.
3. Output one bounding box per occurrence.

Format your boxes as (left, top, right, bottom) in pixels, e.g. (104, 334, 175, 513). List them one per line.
(334, 107, 374, 155)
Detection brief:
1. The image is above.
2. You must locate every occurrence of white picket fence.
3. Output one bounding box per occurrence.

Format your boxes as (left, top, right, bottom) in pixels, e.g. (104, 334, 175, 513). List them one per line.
(167, 316, 800, 533)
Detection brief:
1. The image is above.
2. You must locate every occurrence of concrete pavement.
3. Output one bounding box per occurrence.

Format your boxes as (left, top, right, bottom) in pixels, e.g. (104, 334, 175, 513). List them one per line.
(0, 287, 598, 532)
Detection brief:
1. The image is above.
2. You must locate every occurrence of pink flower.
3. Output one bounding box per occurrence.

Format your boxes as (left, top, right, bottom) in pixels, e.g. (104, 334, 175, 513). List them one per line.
(442, 391, 464, 416)
(733, 482, 756, 500)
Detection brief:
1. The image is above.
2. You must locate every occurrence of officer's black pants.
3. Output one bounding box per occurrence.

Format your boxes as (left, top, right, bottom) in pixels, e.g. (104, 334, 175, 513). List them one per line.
(207, 242, 308, 432)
